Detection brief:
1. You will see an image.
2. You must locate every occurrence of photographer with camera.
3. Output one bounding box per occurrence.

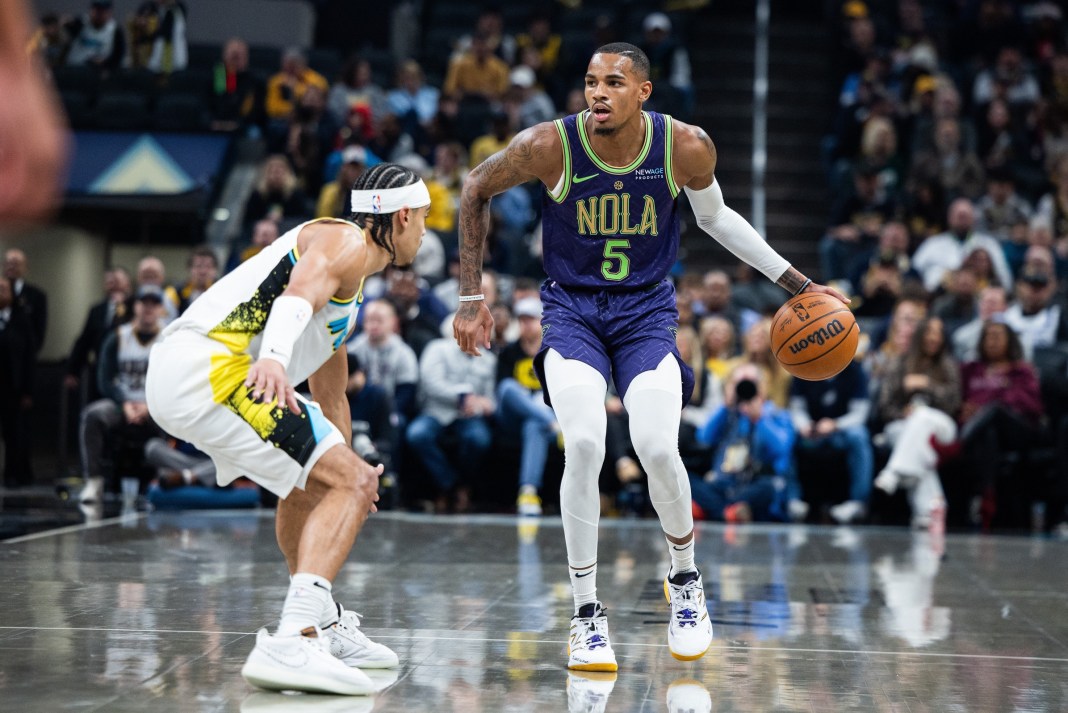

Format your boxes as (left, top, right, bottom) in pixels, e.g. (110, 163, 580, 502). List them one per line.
(689, 365, 797, 523)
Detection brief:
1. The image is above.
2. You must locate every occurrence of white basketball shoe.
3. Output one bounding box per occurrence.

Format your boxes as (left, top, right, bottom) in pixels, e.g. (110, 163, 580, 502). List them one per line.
(566, 670, 618, 713)
(325, 606, 399, 669)
(241, 627, 376, 695)
(664, 570, 713, 661)
(567, 602, 618, 672)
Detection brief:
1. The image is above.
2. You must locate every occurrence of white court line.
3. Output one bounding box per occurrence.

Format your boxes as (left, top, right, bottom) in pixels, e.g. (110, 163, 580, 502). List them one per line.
(5, 626, 1068, 664)
(1, 513, 145, 544)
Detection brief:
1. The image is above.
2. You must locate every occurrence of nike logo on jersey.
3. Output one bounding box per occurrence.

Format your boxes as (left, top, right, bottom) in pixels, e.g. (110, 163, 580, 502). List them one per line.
(572, 173, 599, 183)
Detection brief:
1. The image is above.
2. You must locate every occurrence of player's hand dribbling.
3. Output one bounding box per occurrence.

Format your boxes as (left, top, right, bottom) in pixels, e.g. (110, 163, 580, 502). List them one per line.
(453, 300, 494, 356)
(245, 358, 302, 413)
(803, 281, 851, 305)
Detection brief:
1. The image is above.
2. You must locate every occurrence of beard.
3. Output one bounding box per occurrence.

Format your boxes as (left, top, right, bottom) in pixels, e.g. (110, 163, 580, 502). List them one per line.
(593, 126, 617, 136)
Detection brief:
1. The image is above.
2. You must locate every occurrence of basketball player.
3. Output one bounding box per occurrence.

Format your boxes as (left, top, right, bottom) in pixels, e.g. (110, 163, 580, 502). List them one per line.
(146, 163, 428, 695)
(454, 43, 847, 671)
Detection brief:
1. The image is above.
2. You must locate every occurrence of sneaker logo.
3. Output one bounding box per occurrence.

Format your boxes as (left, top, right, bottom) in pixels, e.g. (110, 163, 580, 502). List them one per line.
(261, 641, 311, 669)
(572, 173, 599, 183)
(575, 570, 594, 578)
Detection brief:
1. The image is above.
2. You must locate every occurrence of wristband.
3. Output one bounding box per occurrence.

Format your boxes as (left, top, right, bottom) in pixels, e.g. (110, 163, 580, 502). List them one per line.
(458, 293, 486, 303)
(793, 278, 812, 297)
(259, 295, 313, 370)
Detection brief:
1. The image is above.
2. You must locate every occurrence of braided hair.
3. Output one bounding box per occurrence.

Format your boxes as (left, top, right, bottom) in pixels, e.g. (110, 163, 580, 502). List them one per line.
(349, 162, 421, 264)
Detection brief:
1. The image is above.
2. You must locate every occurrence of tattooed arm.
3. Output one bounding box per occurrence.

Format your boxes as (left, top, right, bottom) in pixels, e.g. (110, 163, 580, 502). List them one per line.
(453, 123, 563, 356)
(671, 119, 849, 302)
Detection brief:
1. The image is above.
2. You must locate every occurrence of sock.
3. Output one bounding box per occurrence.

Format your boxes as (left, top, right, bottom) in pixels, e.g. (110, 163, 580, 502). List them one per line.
(277, 572, 331, 637)
(570, 561, 598, 612)
(319, 599, 341, 629)
(668, 534, 696, 579)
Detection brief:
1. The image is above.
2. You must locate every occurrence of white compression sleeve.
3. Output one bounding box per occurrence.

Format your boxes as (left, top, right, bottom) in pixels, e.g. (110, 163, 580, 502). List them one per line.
(684, 180, 791, 282)
(259, 295, 314, 370)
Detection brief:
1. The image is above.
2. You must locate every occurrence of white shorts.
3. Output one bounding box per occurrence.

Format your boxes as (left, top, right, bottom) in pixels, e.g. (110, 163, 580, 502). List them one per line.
(145, 330, 344, 498)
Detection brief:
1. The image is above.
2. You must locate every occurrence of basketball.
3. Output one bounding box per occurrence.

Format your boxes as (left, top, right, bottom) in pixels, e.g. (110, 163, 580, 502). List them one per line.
(770, 293, 859, 381)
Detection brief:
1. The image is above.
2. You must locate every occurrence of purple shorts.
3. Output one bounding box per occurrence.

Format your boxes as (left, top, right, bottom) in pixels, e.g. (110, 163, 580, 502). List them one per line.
(533, 279, 695, 407)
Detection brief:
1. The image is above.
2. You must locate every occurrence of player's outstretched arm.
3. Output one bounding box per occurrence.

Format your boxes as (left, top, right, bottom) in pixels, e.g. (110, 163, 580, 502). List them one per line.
(670, 120, 848, 304)
(453, 123, 562, 356)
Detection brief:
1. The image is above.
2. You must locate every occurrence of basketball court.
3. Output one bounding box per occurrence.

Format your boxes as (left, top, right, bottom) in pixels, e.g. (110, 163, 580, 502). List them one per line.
(2, 509, 1066, 711)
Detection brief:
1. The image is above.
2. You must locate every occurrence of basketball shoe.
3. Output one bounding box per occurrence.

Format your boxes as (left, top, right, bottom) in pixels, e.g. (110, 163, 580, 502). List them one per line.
(325, 606, 399, 669)
(664, 569, 713, 661)
(567, 602, 617, 671)
(517, 488, 542, 516)
(666, 678, 712, 713)
(566, 670, 617, 713)
(241, 627, 376, 695)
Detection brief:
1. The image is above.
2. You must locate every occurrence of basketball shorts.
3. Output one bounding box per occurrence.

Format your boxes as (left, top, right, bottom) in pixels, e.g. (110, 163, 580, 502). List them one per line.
(145, 330, 345, 498)
(534, 279, 695, 407)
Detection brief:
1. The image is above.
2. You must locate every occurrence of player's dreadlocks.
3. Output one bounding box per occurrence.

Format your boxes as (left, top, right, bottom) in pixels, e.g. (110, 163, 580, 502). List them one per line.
(349, 162, 421, 264)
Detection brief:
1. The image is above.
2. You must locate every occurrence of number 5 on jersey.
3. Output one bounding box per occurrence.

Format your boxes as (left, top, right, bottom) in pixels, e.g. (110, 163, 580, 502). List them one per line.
(601, 239, 631, 281)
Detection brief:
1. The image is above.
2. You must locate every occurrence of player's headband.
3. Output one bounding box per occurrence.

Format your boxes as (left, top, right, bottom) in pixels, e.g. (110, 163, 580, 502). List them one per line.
(351, 180, 431, 215)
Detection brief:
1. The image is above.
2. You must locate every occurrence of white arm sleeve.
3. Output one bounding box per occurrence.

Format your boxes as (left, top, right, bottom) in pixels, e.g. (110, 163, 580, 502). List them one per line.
(259, 295, 314, 370)
(684, 180, 791, 282)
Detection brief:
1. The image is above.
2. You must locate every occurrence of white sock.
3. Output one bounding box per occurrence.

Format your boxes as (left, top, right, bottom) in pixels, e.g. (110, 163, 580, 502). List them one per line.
(570, 561, 598, 611)
(319, 598, 341, 629)
(668, 534, 696, 577)
(277, 572, 331, 637)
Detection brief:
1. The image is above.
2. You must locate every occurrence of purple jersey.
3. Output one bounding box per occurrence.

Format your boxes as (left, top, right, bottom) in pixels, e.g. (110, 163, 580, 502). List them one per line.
(541, 110, 681, 289)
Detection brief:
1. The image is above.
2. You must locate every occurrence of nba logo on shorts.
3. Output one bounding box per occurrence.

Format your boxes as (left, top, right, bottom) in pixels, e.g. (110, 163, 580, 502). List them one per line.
(371, 194, 382, 213)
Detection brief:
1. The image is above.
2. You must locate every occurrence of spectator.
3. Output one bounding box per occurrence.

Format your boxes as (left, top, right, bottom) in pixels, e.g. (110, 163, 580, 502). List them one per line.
(910, 117, 986, 202)
(1002, 271, 1068, 357)
(819, 161, 897, 283)
(640, 12, 694, 118)
(858, 115, 904, 201)
(873, 316, 961, 529)
(78, 285, 165, 503)
(677, 324, 723, 437)
(452, 5, 516, 66)
(284, 84, 338, 195)
(691, 364, 796, 523)
(442, 31, 509, 102)
(958, 321, 1046, 525)
(851, 221, 919, 317)
(515, 11, 561, 79)
(866, 297, 927, 398)
(495, 297, 557, 516)
(790, 359, 874, 524)
(0, 275, 35, 488)
(424, 141, 468, 239)
(29, 12, 67, 70)
(975, 98, 1039, 181)
(952, 285, 1008, 362)
(506, 66, 555, 132)
(144, 437, 216, 489)
(974, 167, 1033, 244)
(407, 336, 496, 513)
(64, 0, 125, 74)
(725, 318, 792, 408)
(699, 269, 757, 340)
(698, 315, 736, 384)
(1033, 152, 1068, 242)
(4, 248, 47, 354)
(146, 0, 188, 74)
(387, 60, 439, 132)
(65, 266, 133, 399)
(382, 268, 445, 357)
(469, 110, 514, 170)
(367, 112, 417, 164)
(126, 2, 159, 70)
(242, 155, 309, 233)
(731, 262, 787, 316)
(327, 55, 386, 128)
(930, 266, 980, 332)
(343, 354, 394, 482)
(177, 245, 218, 313)
(209, 37, 265, 135)
(315, 145, 365, 219)
(135, 256, 180, 324)
(901, 177, 947, 243)
(973, 46, 1041, 109)
(234, 219, 280, 267)
(912, 198, 1013, 293)
(265, 47, 328, 123)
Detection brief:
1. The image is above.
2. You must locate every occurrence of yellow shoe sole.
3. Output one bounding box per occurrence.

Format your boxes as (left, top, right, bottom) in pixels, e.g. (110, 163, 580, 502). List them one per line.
(566, 645, 619, 672)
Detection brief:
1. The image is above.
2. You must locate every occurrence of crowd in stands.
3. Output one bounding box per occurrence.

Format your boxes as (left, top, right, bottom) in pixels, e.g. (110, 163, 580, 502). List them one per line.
(3, 1, 1065, 535)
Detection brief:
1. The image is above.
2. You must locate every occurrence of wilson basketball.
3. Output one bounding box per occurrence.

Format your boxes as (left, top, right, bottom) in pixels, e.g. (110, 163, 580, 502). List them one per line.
(770, 293, 859, 381)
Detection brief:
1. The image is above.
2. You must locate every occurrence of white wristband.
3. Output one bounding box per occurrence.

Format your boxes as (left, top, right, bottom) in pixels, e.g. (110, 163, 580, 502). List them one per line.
(259, 295, 314, 370)
(458, 294, 486, 303)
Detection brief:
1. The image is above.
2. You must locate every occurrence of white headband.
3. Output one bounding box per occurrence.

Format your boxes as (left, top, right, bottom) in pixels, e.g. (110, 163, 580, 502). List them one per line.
(351, 180, 431, 215)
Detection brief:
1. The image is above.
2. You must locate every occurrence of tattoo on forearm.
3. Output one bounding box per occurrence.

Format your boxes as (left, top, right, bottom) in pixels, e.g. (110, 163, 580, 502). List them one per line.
(776, 268, 808, 294)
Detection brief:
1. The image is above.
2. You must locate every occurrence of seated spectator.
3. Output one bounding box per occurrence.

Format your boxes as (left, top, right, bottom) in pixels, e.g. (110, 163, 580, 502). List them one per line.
(145, 0, 188, 74)
(908, 118, 985, 201)
(677, 324, 723, 438)
(901, 178, 947, 243)
(469, 110, 514, 170)
(265, 47, 329, 123)
(209, 37, 265, 135)
(368, 112, 417, 164)
(78, 286, 165, 503)
(29, 13, 68, 70)
(232, 219, 280, 269)
(930, 267, 979, 333)
(344, 354, 394, 481)
(382, 268, 446, 357)
(873, 316, 961, 530)
(952, 285, 1008, 362)
(974, 167, 1032, 244)
(972, 46, 1041, 109)
(284, 84, 338, 195)
(699, 269, 758, 338)
(820, 160, 897, 283)
(976, 98, 1040, 186)
(65, 267, 133, 401)
(315, 145, 366, 219)
(145, 437, 216, 489)
(0, 275, 35, 489)
(790, 359, 874, 524)
(958, 321, 1046, 526)
(691, 364, 795, 523)
(850, 221, 919, 318)
(640, 12, 693, 118)
(442, 31, 509, 102)
(858, 115, 904, 202)
(135, 256, 180, 324)
(495, 298, 557, 516)
(1002, 270, 1068, 358)
(912, 198, 1012, 293)
(1033, 152, 1068, 246)
(865, 297, 927, 398)
(387, 60, 439, 133)
(177, 245, 218, 314)
(725, 318, 792, 408)
(406, 336, 496, 512)
(126, 3, 159, 70)
(515, 11, 561, 80)
(424, 141, 468, 240)
(731, 263, 787, 316)
(452, 5, 516, 65)
(698, 315, 736, 384)
(506, 66, 555, 131)
(242, 155, 309, 234)
(64, 0, 125, 75)
(327, 54, 386, 127)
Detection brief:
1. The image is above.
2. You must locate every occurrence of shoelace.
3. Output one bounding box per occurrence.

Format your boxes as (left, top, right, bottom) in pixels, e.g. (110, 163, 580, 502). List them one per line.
(334, 610, 372, 645)
(671, 581, 702, 628)
(574, 611, 610, 650)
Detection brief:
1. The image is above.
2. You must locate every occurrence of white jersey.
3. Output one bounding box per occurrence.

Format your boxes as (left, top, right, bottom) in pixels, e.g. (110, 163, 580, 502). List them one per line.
(163, 219, 363, 390)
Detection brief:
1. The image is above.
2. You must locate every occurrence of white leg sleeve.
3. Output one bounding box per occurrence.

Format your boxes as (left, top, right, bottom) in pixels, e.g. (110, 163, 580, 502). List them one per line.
(544, 349, 608, 572)
(623, 355, 694, 540)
